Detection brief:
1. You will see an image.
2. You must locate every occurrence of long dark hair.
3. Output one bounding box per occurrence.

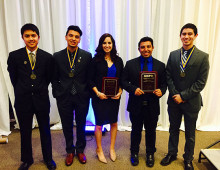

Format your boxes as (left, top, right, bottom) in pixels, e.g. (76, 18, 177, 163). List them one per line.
(95, 33, 118, 62)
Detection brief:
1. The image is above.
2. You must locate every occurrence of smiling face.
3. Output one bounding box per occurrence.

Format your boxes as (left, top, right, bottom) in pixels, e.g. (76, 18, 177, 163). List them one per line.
(138, 41, 154, 58)
(65, 30, 81, 51)
(102, 37, 113, 54)
(22, 30, 40, 51)
(180, 28, 198, 50)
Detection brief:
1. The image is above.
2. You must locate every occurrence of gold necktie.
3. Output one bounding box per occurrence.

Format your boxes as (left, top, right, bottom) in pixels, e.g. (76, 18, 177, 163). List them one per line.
(29, 52, 35, 65)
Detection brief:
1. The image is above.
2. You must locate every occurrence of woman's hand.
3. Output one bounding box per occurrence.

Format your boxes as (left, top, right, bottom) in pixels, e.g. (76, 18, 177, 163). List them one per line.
(111, 88, 122, 99)
(97, 92, 108, 100)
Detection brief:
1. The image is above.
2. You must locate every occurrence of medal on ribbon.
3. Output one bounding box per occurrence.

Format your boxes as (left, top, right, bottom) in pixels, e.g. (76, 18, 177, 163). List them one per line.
(180, 46, 195, 77)
(67, 47, 78, 78)
(26, 47, 38, 80)
(30, 72, 37, 79)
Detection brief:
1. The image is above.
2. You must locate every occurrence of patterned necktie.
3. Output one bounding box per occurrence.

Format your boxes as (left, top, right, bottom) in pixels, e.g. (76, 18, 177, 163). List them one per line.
(180, 50, 187, 72)
(70, 53, 77, 95)
(182, 51, 187, 64)
(29, 52, 35, 65)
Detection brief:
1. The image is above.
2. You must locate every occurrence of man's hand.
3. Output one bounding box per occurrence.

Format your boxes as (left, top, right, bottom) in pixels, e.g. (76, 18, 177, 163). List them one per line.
(172, 94, 185, 104)
(153, 89, 162, 97)
(135, 88, 144, 96)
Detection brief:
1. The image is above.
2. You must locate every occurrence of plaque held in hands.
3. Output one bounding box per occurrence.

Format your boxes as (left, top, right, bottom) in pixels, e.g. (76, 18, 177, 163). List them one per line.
(102, 77, 119, 97)
(139, 71, 158, 93)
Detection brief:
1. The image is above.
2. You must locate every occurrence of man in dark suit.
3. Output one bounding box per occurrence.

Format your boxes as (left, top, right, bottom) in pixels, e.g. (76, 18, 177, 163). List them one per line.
(160, 23, 209, 170)
(52, 25, 92, 166)
(121, 37, 167, 167)
(7, 23, 56, 170)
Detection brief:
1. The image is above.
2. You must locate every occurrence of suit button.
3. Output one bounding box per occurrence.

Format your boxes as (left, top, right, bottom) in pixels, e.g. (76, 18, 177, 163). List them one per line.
(32, 85, 34, 87)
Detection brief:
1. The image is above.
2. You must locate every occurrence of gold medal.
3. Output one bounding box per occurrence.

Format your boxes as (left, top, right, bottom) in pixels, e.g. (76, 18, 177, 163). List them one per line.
(180, 72, 185, 77)
(69, 71, 74, 78)
(30, 73, 37, 79)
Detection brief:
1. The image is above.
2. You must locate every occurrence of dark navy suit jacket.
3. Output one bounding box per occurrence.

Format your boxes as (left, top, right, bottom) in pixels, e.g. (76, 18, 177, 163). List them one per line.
(7, 47, 53, 113)
(52, 48, 92, 104)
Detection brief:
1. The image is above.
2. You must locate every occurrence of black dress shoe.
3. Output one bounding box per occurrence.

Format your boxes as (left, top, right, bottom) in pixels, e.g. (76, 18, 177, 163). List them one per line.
(146, 154, 154, 167)
(45, 160, 56, 170)
(18, 162, 33, 170)
(130, 154, 139, 166)
(160, 153, 177, 166)
(184, 161, 194, 170)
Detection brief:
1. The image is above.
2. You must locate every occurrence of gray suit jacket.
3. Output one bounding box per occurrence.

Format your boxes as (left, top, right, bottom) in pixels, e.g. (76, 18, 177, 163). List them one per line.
(166, 47, 209, 112)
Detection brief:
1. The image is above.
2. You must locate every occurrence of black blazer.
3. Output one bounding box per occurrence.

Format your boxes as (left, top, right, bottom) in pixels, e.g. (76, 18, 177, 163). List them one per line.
(166, 47, 209, 112)
(121, 56, 167, 115)
(52, 48, 92, 102)
(7, 47, 53, 113)
(88, 56, 124, 97)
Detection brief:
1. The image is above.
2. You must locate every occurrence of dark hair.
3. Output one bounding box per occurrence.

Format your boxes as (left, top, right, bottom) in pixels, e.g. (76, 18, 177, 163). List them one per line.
(95, 33, 118, 62)
(66, 25, 82, 36)
(138, 36, 153, 48)
(180, 23, 197, 36)
(21, 23, 39, 37)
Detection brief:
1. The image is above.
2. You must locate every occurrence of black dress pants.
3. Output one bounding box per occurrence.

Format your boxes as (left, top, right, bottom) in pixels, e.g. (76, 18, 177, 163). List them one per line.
(130, 104, 159, 155)
(17, 110, 52, 163)
(57, 93, 89, 154)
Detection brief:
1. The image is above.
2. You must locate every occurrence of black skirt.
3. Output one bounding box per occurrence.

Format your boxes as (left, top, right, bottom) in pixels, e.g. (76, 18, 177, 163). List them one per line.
(92, 97, 120, 126)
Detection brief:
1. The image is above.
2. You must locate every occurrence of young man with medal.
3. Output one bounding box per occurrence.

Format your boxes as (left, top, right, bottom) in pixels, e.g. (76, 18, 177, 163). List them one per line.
(7, 23, 56, 170)
(160, 23, 210, 170)
(52, 26, 92, 166)
(121, 37, 167, 167)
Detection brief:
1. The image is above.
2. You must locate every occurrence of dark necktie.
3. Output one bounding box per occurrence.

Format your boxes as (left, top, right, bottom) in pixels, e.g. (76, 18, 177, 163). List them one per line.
(70, 53, 77, 95)
(143, 59, 148, 71)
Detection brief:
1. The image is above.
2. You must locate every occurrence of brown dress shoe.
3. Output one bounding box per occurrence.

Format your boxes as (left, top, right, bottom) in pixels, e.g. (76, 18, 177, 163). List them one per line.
(65, 153, 74, 166)
(77, 153, 86, 164)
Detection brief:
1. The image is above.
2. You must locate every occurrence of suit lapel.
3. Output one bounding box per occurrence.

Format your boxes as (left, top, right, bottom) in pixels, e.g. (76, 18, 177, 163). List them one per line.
(185, 47, 199, 70)
(62, 48, 72, 73)
(152, 58, 157, 71)
(35, 48, 42, 70)
(173, 49, 181, 75)
(136, 57, 141, 72)
(21, 47, 33, 71)
(75, 48, 84, 74)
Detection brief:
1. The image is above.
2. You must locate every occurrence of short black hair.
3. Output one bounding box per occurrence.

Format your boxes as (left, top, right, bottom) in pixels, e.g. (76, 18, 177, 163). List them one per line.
(138, 36, 153, 48)
(66, 25, 82, 36)
(21, 23, 39, 37)
(180, 23, 198, 36)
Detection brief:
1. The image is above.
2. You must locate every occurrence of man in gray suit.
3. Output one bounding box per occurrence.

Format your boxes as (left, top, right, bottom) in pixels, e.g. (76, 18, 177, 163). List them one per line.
(160, 23, 209, 170)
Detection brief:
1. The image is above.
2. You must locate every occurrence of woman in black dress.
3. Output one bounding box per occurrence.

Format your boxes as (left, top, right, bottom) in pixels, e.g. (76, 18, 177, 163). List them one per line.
(89, 33, 124, 163)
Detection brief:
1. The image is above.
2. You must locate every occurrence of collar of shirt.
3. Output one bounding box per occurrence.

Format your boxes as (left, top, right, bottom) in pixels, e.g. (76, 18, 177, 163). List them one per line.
(68, 50, 76, 56)
(140, 55, 153, 63)
(140, 55, 153, 71)
(182, 45, 195, 55)
(27, 47, 37, 55)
